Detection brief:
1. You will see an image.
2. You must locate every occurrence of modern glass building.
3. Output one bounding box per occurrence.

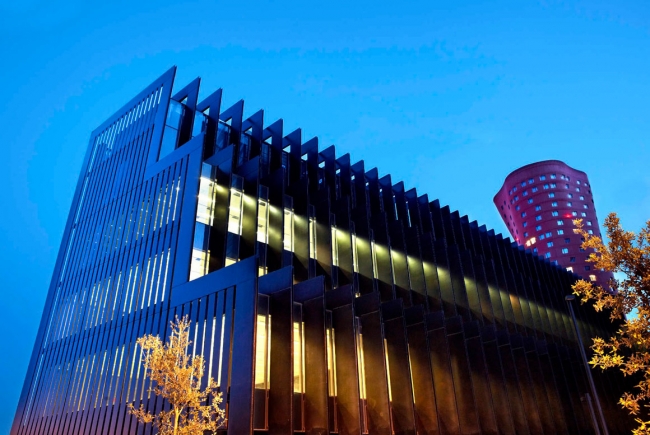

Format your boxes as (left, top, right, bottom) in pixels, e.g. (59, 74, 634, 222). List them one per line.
(13, 68, 630, 435)
(493, 160, 613, 289)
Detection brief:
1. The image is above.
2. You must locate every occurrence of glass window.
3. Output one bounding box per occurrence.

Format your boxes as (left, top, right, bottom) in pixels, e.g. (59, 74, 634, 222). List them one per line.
(539, 234, 545, 240)
(528, 178, 534, 184)
(572, 211, 578, 216)
(589, 274, 596, 281)
(535, 225, 542, 231)
(257, 198, 269, 244)
(588, 229, 594, 234)
(284, 208, 294, 252)
(535, 205, 542, 211)
(565, 184, 569, 189)
(531, 187, 538, 193)
(521, 212, 526, 218)
(309, 217, 317, 259)
(548, 193, 555, 198)
(551, 174, 556, 179)
(557, 220, 564, 225)
(580, 196, 585, 200)
(583, 204, 589, 209)
(535, 215, 542, 221)
(523, 232, 528, 237)
(551, 201, 557, 207)
(577, 180, 581, 185)
(514, 195, 519, 201)
(331, 227, 339, 266)
(576, 187, 581, 192)
(522, 191, 528, 196)
(540, 175, 546, 181)
(515, 205, 520, 211)
(528, 198, 534, 204)
(584, 266, 590, 271)
(523, 222, 528, 227)
(550, 183, 556, 188)
(521, 181, 527, 187)
(552, 211, 558, 216)
(557, 229, 564, 235)
(547, 241, 553, 247)
(533, 247, 538, 254)
(543, 184, 549, 189)
(545, 252, 551, 258)
(587, 221, 592, 226)
(545, 232, 552, 237)
(228, 188, 243, 235)
(567, 202, 572, 207)
(568, 193, 573, 198)
(564, 238, 570, 243)
(581, 212, 587, 217)
(562, 248, 569, 254)
(570, 257, 576, 262)
(566, 266, 573, 272)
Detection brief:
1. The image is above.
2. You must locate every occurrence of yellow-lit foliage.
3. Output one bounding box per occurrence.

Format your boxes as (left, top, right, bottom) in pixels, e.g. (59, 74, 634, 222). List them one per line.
(128, 316, 225, 435)
(572, 214, 650, 434)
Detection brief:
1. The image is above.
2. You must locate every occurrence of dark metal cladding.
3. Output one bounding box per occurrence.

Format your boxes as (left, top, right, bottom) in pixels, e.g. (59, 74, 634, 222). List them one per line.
(12, 69, 632, 435)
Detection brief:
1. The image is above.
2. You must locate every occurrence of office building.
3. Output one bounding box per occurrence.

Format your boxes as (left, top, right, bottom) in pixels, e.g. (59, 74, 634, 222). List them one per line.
(13, 68, 629, 435)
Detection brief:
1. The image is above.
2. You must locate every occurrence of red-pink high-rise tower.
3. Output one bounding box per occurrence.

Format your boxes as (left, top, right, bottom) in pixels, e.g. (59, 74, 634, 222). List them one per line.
(494, 160, 611, 288)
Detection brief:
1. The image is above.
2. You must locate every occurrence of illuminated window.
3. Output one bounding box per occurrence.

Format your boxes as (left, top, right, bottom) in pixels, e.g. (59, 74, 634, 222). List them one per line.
(309, 217, 317, 259)
(540, 175, 546, 181)
(535, 205, 542, 211)
(543, 184, 549, 189)
(567, 202, 572, 207)
(545, 252, 551, 258)
(587, 221, 592, 226)
(355, 319, 369, 434)
(589, 275, 596, 281)
(371, 239, 379, 279)
(588, 229, 593, 235)
(189, 248, 210, 281)
(521, 212, 527, 218)
(557, 229, 564, 235)
(550, 173, 556, 179)
(521, 181, 526, 187)
(551, 202, 557, 207)
(331, 227, 339, 266)
(352, 233, 359, 273)
(583, 204, 589, 209)
(531, 187, 538, 193)
(228, 189, 243, 235)
(551, 211, 558, 217)
(257, 198, 269, 244)
(581, 212, 587, 217)
(254, 313, 271, 389)
(535, 225, 542, 231)
(568, 193, 573, 198)
(536, 215, 542, 221)
(557, 220, 564, 225)
(580, 196, 585, 200)
(522, 190, 528, 196)
(528, 198, 533, 204)
(548, 192, 555, 198)
(196, 173, 216, 225)
(284, 208, 294, 252)
(523, 222, 528, 227)
(562, 248, 568, 254)
(293, 316, 305, 394)
(572, 211, 578, 217)
(547, 241, 553, 247)
(550, 183, 556, 188)
(528, 178, 534, 184)
(566, 266, 573, 273)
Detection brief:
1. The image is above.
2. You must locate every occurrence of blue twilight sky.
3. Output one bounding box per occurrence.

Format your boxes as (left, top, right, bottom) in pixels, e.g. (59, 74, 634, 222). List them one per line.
(1, 0, 649, 431)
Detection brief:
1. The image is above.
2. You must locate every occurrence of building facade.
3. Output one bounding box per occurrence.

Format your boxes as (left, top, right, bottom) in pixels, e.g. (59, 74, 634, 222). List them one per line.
(13, 69, 630, 435)
(493, 160, 612, 289)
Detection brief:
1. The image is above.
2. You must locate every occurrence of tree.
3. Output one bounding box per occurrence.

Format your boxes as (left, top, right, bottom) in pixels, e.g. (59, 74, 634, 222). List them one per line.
(572, 213, 650, 435)
(128, 316, 226, 435)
